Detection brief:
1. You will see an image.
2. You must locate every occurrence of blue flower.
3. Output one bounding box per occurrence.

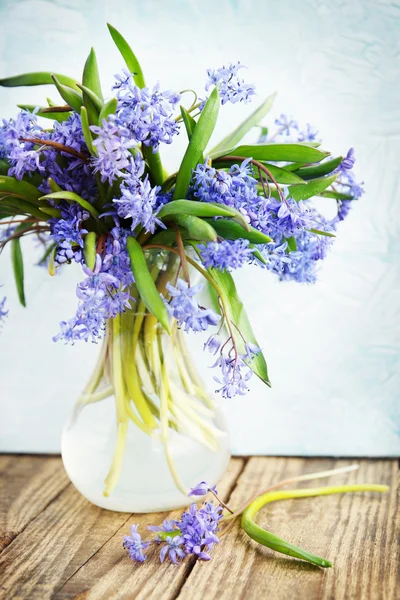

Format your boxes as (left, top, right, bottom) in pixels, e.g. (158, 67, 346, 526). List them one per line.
(148, 519, 179, 535)
(165, 279, 220, 333)
(0, 295, 8, 325)
(123, 524, 149, 563)
(113, 174, 164, 234)
(199, 239, 253, 271)
(90, 117, 137, 184)
(159, 536, 186, 564)
(114, 74, 180, 151)
(205, 62, 255, 106)
(188, 481, 210, 497)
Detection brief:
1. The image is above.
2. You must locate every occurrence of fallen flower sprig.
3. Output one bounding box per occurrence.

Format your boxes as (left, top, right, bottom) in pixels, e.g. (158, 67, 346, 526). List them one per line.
(123, 467, 388, 567)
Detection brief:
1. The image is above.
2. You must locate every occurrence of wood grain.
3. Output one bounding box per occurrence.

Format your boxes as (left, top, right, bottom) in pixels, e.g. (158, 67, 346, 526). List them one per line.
(177, 458, 399, 600)
(0, 456, 398, 600)
(0, 455, 69, 552)
(53, 458, 244, 600)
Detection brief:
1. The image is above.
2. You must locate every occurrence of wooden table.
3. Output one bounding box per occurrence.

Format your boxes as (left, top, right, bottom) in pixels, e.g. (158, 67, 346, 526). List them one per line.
(0, 456, 398, 599)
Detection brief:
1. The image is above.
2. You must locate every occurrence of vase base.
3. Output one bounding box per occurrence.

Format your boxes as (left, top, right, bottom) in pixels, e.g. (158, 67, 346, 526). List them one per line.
(61, 398, 231, 513)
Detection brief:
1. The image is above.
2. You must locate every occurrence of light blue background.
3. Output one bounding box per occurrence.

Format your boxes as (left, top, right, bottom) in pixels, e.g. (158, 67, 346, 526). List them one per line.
(0, 0, 399, 455)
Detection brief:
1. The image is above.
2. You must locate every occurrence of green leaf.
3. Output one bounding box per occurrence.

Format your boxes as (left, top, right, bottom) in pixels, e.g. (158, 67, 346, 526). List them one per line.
(259, 163, 305, 184)
(180, 106, 196, 140)
(11, 228, 26, 306)
(0, 159, 9, 175)
(173, 87, 220, 200)
(210, 93, 276, 155)
(126, 237, 171, 333)
(107, 23, 145, 88)
(308, 228, 336, 238)
(76, 83, 103, 112)
(142, 146, 164, 186)
(82, 48, 103, 101)
(84, 231, 97, 270)
(319, 191, 353, 200)
(48, 178, 62, 193)
(208, 268, 271, 386)
(17, 104, 71, 123)
(158, 199, 237, 220)
(289, 174, 337, 202)
(51, 75, 82, 113)
(0, 176, 41, 202)
(39, 206, 62, 218)
(0, 197, 48, 220)
(80, 106, 97, 155)
(0, 72, 79, 91)
(292, 156, 343, 181)
(99, 97, 118, 124)
(213, 143, 329, 164)
(39, 191, 99, 217)
(286, 236, 297, 252)
(173, 215, 217, 242)
(204, 218, 272, 244)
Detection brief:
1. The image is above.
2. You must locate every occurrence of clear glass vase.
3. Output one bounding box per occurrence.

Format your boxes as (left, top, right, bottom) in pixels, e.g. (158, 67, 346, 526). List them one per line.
(61, 250, 230, 513)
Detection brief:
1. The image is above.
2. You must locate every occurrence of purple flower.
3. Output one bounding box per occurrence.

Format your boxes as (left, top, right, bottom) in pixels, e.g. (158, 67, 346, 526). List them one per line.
(160, 536, 186, 564)
(165, 279, 220, 333)
(204, 335, 222, 355)
(212, 354, 253, 398)
(90, 117, 137, 184)
(192, 158, 258, 214)
(199, 239, 253, 271)
(114, 74, 180, 151)
(148, 519, 178, 534)
(113, 174, 164, 234)
(123, 524, 149, 563)
(339, 148, 356, 172)
(188, 481, 209, 497)
(205, 63, 255, 106)
(0, 295, 8, 325)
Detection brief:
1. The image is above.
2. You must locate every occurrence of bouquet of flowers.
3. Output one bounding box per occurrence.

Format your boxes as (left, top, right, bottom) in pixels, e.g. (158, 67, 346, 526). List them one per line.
(0, 25, 363, 503)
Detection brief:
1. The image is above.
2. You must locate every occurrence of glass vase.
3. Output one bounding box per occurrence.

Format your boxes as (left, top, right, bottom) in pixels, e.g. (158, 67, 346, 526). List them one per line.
(61, 250, 230, 513)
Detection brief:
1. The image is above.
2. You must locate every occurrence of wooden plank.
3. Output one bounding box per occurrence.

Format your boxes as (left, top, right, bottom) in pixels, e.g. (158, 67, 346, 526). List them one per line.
(177, 458, 399, 600)
(53, 458, 245, 600)
(0, 455, 69, 552)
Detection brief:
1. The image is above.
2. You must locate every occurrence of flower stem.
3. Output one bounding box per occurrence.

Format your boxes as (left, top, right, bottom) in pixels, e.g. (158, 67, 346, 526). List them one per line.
(241, 484, 388, 568)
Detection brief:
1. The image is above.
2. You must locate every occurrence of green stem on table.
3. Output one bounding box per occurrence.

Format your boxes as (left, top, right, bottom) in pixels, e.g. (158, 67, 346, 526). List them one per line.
(241, 484, 389, 568)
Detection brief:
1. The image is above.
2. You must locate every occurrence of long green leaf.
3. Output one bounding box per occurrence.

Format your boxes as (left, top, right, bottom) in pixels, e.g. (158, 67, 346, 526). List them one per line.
(80, 107, 97, 155)
(0, 159, 9, 175)
(76, 84, 103, 112)
(0, 176, 41, 202)
(82, 48, 103, 101)
(39, 191, 99, 217)
(0, 72, 79, 91)
(292, 156, 343, 180)
(180, 106, 196, 140)
(173, 87, 220, 200)
(208, 268, 271, 386)
(213, 143, 329, 164)
(51, 75, 82, 113)
(99, 97, 118, 124)
(0, 198, 48, 220)
(210, 93, 276, 155)
(289, 174, 337, 202)
(309, 228, 336, 238)
(173, 215, 217, 242)
(126, 237, 171, 333)
(84, 231, 97, 270)
(11, 228, 26, 306)
(319, 190, 353, 200)
(107, 23, 145, 88)
(158, 199, 236, 220)
(203, 218, 272, 244)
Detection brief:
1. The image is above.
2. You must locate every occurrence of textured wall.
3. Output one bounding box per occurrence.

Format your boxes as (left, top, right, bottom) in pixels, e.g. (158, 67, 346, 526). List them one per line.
(0, 0, 399, 455)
